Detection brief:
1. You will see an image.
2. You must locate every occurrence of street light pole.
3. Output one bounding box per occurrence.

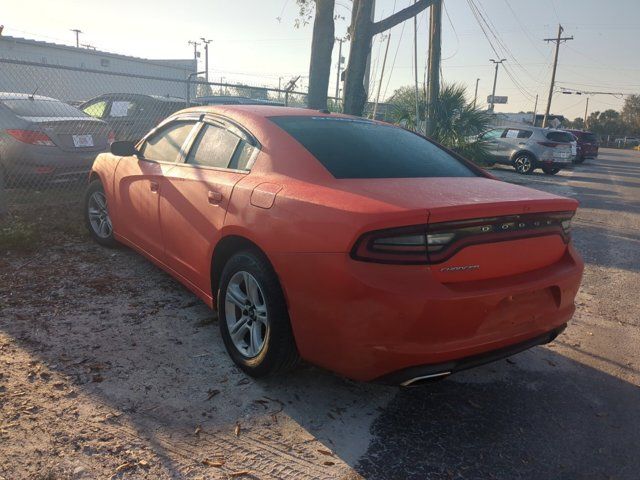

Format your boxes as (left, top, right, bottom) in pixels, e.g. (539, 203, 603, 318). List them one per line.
(200, 38, 211, 83)
(488, 59, 506, 113)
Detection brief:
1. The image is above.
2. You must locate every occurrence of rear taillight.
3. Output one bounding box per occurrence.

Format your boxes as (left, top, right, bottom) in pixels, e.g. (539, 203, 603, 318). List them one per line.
(537, 141, 560, 148)
(351, 212, 575, 265)
(6, 129, 55, 146)
(108, 130, 116, 144)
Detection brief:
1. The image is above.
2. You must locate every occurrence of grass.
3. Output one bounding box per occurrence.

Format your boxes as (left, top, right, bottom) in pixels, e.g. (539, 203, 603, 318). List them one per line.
(0, 186, 86, 253)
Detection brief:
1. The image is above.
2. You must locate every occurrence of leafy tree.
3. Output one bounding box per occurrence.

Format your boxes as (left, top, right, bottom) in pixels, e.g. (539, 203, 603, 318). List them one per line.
(622, 94, 640, 134)
(387, 83, 492, 164)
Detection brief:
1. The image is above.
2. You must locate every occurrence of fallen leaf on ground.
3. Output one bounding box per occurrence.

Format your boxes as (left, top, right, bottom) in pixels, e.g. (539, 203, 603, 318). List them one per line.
(206, 389, 220, 400)
(194, 425, 202, 435)
(234, 423, 241, 437)
(317, 448, 333, 456)
(229, 471, 251, 477)
(202, 459, 225, 467)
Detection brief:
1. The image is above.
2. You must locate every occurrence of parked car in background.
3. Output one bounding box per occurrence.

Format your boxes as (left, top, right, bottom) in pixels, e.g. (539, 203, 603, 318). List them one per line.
(567, 129, 599, 163)
(480, 126, 576, 175)
(79, 93, 185, 143)
(0, 92, 111, 187)
(85, 105, 583, 385)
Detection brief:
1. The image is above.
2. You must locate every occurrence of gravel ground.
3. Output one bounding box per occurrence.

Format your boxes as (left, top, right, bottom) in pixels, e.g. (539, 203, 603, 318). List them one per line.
(1, 148, 638, 480)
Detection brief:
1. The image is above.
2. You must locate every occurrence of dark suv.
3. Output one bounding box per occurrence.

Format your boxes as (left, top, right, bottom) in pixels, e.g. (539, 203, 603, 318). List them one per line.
(566, 129, 599, 163)
(78, 93, 185, 143)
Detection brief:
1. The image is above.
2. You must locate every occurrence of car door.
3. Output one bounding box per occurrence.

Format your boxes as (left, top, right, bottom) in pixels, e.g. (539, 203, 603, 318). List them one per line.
(501, 128, 532, 159)
(113, 119, 198, 262)
(160, 117, 258, 293)
(480, 128, 506, 160)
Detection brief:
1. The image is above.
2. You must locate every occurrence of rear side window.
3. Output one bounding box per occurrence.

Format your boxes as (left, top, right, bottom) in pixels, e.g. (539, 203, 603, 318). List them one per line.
(186, 123, 240, 168)
(3, 99, 86, 118)
(269, 116, 477, 179)
(518, 130, 532, 139)
(140, 121, 195, 162)
(546, 131, 574, 143)
(108, 100, 138, 118)
(583, 133, 598, 143)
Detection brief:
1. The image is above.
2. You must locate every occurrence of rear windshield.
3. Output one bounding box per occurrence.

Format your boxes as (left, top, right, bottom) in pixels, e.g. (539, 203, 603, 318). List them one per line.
(269, 116, 477, 179)
(2, 99, 87, 118)
(546, 131, 574, 143)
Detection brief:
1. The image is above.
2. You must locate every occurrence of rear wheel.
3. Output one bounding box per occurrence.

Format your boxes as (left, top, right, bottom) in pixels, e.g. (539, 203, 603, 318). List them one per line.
(218, 250, 299, 377)
(542, 166, 561, 175)
(513, 153, 535, 175)
(84, 180, 117, 247)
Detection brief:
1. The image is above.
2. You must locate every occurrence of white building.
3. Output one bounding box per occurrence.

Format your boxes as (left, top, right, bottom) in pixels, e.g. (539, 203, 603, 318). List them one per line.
(0, 35, 196, 102)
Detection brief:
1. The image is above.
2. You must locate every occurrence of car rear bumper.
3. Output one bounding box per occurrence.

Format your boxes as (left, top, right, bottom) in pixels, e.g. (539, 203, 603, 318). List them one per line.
(271, 244, 583, 382)
(375, 323, 566, 385)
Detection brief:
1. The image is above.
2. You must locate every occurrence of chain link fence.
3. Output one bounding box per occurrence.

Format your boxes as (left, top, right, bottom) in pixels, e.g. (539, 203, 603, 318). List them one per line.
(0, 57, 310, 226)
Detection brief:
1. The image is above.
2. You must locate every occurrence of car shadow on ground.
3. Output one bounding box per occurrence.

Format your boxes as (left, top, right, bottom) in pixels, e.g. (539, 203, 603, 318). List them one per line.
(354, 348, 640, 480)
(2, 241, 639, 479)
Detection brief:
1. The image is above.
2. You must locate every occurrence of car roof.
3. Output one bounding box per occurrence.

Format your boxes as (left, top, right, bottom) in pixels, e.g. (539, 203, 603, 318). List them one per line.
(176, 104, 348, 120)
(83, 93, 185, 103)
(0, 92, 61, 102)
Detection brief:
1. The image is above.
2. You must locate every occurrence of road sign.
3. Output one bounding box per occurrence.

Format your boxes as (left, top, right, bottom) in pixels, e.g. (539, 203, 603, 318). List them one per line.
(487, 95, 508, 104)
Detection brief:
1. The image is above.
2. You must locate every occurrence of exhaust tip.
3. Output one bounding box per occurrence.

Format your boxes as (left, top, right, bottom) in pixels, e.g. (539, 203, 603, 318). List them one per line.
(400, 371, 451, 387)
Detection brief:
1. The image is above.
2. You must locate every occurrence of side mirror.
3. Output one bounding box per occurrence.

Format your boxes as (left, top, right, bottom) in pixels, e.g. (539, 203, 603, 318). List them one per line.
(110, 141, 139, 157)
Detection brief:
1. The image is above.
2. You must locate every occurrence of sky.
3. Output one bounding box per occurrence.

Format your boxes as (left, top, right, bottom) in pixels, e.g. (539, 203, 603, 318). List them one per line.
(2, 0, 640, 119)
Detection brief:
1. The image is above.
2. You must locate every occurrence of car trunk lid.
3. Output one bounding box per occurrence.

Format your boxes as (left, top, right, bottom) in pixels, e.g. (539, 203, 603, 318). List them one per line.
(20, 116, 110, 152)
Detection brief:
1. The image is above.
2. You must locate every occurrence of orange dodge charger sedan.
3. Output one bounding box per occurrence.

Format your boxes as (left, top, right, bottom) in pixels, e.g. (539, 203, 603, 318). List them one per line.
(85, 105, 583, 385)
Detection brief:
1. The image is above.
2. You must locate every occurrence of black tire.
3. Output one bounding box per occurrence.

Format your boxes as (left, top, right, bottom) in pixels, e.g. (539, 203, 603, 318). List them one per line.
(84, 179, 117, 247)
(217, 250, 299, 377)
(512, 153, 535, 175)
(542, 166, 560, 175)
(573, 155, 585, 164)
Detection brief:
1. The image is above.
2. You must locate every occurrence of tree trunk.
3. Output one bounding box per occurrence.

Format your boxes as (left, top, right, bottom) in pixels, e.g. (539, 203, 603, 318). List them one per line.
(343, 0, 435, 117)
(307, 0, 335, 110)
(343, 0, 373, 115)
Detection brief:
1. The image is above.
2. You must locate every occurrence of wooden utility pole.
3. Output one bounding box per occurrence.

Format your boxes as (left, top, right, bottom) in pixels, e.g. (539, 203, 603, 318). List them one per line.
(473, 78, 480, 108)
(373, 34, 391, 119)
(426, 0, 442, 136)
(70, 29, 82, 48)
(413, 2, 420, 133)
(335, 38, 344, 101)
(532, 94, 539, 125)
(584, 96, 590, 128)
(542, 24, 573, 127)
(488, 59, 506, 112)
(200, 38, 212, 83)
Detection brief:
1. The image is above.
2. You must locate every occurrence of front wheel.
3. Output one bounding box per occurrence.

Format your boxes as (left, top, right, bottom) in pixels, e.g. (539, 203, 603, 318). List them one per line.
(542, 166, 561, 175)
(84, 179, 117, 247)
(218, 250, 299, 377)
(513, 154, 535, 175)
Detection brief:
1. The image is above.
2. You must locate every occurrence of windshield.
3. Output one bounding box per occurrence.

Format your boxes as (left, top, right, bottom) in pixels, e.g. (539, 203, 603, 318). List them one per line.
(2, 99, 87, 118)
(269, 116, 478, 179)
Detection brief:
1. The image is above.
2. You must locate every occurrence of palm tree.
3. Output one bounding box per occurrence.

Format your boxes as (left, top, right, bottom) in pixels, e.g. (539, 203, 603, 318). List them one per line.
(387, 83, 492, 165)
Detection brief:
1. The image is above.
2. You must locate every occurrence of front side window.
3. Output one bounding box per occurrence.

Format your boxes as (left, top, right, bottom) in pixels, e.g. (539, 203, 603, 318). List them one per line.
(186, 123, 241, 169)
(481, 128, 505, 140)
(139, 121, 195, 162)
(270, 116, 477, 179)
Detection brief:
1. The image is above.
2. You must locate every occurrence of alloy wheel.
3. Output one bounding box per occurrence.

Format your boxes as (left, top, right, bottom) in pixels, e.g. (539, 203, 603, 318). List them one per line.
(224, 271, 269, 358)
(514, 156, 532, 174)
(87, 191, 112, 238)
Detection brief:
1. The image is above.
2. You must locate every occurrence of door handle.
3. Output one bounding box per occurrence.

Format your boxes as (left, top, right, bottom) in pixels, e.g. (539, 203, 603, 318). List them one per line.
(149, 181, 159, 193)
(208, 190, 223, 205)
